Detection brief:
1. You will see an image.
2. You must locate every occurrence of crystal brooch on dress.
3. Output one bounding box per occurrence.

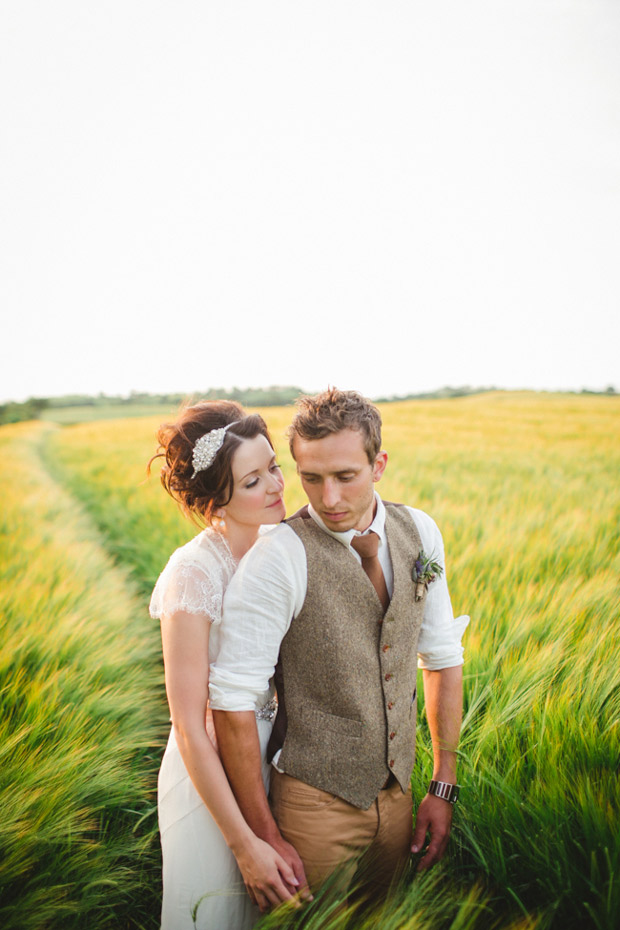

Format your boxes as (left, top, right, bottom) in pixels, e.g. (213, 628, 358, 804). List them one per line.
(255, 698, 277, 722)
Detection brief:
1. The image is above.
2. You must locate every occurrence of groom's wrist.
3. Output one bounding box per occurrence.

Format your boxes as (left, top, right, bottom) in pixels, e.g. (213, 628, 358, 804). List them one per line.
(431, 752, 457, 785)
(427, 779, 460, 805)
(245, 808, 281, 845)
(257, 821, 282, 844)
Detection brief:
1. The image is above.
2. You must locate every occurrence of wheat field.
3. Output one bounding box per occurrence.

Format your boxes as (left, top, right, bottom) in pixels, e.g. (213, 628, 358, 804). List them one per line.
(1, 393, 618, 929)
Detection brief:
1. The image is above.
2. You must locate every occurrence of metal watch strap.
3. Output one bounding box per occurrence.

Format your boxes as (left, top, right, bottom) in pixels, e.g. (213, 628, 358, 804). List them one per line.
(428, 779, 460, 804)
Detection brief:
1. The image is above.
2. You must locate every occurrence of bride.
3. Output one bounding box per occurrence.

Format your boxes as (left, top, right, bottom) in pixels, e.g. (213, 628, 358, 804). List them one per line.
(148, 401, 305, 929)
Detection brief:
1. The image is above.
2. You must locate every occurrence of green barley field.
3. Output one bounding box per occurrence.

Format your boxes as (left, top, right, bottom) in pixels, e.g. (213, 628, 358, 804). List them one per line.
(1, 393, 618, 929)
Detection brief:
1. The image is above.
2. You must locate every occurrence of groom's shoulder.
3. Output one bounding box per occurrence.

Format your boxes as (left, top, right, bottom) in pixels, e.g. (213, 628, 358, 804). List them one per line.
(384, 500, 442, 538)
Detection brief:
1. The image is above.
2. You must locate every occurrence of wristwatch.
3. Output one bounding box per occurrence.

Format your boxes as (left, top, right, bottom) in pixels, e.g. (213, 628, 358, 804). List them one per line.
(428, 780, 460, 805)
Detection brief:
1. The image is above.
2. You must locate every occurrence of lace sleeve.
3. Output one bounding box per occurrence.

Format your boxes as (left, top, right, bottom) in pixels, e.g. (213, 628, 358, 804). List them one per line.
(149, 558, 225, 624)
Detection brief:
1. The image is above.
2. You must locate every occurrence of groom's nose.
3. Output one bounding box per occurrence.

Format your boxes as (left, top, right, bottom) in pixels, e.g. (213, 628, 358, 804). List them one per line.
(321, 479, 341, 508)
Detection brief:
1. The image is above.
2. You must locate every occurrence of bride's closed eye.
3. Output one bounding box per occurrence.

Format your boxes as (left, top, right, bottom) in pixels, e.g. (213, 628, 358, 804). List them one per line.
(242, 459, 281, 490)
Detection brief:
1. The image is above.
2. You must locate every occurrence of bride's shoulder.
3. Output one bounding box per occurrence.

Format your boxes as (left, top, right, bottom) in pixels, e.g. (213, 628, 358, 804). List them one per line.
(149, 530, 235, 622)
(154, 530, 236, 593)
(167, 528, 233, 567)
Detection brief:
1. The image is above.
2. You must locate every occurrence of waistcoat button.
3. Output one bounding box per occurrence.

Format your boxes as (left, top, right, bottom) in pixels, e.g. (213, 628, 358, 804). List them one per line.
(385, 673, 392, 681)
(389, 731, 396, 740)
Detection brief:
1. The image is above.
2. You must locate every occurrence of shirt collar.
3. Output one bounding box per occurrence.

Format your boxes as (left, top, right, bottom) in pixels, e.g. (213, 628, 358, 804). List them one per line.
(307, 492, 387, 552)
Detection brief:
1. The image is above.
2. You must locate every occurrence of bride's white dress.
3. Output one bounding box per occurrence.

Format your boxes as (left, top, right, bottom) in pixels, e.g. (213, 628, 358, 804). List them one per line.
(150, 529, 275, 930)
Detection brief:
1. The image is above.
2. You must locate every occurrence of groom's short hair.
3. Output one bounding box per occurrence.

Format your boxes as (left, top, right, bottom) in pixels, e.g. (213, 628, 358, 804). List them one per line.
(288, 388, 382, 464)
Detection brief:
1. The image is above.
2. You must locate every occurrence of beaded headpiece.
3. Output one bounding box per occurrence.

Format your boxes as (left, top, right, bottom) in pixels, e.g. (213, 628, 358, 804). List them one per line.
(191, 421, 241, 479)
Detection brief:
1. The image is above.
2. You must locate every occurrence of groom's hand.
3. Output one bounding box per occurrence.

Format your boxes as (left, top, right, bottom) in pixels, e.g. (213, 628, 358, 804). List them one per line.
(411, 793, 453, 871)
(270, 833, 312, 904)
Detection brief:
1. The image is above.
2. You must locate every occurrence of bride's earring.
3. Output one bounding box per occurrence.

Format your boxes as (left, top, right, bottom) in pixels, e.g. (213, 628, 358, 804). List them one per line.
(214, 508, 226, 528)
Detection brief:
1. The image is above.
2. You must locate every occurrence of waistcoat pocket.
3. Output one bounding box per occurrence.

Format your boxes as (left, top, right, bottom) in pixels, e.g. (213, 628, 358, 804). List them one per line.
(301, 706, 363, 740)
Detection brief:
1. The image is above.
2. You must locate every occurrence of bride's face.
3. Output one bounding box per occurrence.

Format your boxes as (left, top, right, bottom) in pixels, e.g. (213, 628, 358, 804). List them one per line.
(222, 434, 285, 527)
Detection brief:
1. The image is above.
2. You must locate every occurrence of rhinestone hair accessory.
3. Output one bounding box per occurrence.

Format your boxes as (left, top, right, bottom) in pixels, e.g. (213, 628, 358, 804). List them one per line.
(191, 421, 240, 479)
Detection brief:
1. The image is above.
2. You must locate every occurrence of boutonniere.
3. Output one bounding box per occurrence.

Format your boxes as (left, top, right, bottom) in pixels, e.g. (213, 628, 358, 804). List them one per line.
(412, 550, 443, 601)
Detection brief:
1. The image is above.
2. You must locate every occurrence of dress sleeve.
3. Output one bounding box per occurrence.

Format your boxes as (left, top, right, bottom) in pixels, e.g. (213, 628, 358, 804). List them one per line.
(149, 557, 225, 624)
(209, 526, 305, 711)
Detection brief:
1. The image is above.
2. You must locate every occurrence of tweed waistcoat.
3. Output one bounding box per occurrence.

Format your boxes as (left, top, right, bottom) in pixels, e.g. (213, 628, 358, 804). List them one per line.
(273, 503, 426, 810)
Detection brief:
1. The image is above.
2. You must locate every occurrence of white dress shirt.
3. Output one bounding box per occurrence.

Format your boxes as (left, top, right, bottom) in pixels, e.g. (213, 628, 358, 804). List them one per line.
(209, 494, 469, 712)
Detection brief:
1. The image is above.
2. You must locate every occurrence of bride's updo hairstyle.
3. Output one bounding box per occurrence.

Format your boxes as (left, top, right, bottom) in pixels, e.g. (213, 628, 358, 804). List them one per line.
(148, 400, 275, 526)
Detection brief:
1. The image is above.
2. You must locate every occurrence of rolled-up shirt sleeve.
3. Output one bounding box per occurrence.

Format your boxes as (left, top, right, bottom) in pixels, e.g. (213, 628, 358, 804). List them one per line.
(407, 507, 469, 670)
(209, 525, 305, 711)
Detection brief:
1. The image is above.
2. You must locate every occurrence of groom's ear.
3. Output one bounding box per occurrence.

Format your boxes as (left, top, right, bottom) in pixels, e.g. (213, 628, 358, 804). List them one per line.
(372, 451, 388, 483)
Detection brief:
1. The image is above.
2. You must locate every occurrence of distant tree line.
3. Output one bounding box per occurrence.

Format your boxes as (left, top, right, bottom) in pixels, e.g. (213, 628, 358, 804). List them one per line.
(579, 386, 618, 396)
(0, 397, 50, 425)
(197, 386, 305, 407)
(374, 385, 618, 403)
(2, 384, 617, 427)
(374, 385, 499, 402)
(43, 387, 307, 409)
(0, 387, 306, 425)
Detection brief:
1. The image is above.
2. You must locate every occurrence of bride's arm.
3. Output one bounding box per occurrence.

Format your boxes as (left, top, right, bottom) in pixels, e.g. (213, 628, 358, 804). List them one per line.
(160, 608, 300, 911)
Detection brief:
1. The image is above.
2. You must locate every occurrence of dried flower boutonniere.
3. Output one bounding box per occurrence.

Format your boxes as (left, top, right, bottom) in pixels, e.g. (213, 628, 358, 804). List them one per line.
(412, 550, 443, 601)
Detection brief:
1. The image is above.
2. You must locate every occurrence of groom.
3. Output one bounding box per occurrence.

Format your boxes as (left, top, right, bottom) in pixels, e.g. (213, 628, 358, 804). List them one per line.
(210, 388, 467, 907)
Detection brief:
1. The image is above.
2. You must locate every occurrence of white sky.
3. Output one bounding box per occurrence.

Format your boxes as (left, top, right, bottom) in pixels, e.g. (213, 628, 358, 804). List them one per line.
(2, 0, 619, 403)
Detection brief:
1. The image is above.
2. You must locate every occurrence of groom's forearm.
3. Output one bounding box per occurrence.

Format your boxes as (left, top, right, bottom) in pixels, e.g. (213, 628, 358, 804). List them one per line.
(422, 664, 463, 782)
(212, 709, 280, 841)
(410, 665, 463, 871)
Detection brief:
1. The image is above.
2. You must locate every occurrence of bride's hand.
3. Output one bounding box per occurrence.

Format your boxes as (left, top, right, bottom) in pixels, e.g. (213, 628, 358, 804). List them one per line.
(234, 833, 311, 912)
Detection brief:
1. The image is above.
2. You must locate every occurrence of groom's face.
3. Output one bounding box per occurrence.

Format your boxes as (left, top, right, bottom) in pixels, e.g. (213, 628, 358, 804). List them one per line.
(293, 428, 387, 533)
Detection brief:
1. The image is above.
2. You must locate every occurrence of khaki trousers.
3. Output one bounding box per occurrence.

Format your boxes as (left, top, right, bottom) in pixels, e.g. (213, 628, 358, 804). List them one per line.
(269, 772, 413, 896)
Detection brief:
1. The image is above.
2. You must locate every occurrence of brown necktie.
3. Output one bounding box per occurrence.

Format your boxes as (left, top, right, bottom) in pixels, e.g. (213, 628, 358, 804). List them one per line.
(351, 531, 390, 613)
